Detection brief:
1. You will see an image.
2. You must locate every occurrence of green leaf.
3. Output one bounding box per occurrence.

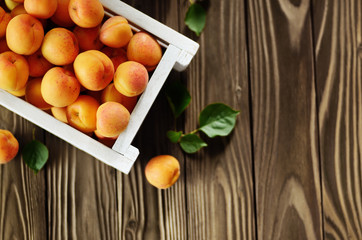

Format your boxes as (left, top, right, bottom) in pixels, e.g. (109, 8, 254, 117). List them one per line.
(185, 3, 206, 36)
(179, 133, 207, 154)
(22, 140, 49, 174)
(165, 80, 191, 118)
(199, 103, 240, 138)
(167, 130, 182, 143)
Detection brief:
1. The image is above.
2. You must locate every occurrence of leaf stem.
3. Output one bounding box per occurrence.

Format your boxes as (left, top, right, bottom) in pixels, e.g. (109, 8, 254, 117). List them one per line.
(189, 128, 199, 134)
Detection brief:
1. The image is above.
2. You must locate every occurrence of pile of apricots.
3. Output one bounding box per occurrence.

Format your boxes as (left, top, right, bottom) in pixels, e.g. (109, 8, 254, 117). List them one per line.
(0, 0, 163, 147)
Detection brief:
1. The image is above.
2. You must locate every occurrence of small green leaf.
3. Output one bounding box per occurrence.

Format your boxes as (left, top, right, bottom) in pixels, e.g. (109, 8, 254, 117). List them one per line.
(199, 103, 240, 138)
(167, 130, 182, 143)
(179, 133, 207, 153)
(185, 3, 206, 36)
(22, 140, 49, 174)
(165, 80, 191, 118)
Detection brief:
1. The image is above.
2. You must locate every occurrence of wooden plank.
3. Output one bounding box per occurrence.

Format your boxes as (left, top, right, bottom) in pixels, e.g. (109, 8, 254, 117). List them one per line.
(182, 0, 255, 239)
(247, 0, 323, 239)
(45, 134, 119, 239)
(117, 0, 188, 239)
(0, 106, 47, 239)
(312, 0, 362, 239)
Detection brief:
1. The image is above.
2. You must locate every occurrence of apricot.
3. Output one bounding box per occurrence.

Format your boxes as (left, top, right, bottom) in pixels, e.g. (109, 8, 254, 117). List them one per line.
(145, 155, 180, 189)
(13, 0, 24, 3)
(127, 32, 162, 71)
(101, 83, 137, 113)
(96, 101, 130, 138)
(94, 129, 117, 147)
(0, 129, 19, 164)
(10, 4, 27, 17)
(101, 46, 127, 70)
(0, 38, 10, 53)
(0, 10, 11, 38)
(51, 107, 68, 123)
(41, 67, 80, 107)
(66, 95, 99, 133)
(7, 85, 26, 97)
(113, 61, 148, 97)
(99, 16, 133, 48)
(26, 50, 53, 77)
(73, 25, 103, 51)
(6, 14, 44, 55)
(41, 28, 79, 66)
(0, 51, 29, 91)
(24, 0, 57, 19)
(25, 78, 52, 110)
(73, 50, 114, 91)
(51, 0, 74, 27)
(68, 0, 104, 28)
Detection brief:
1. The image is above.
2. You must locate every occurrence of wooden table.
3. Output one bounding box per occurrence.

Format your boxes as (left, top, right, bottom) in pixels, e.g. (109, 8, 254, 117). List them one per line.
(1, 0, 361, 239)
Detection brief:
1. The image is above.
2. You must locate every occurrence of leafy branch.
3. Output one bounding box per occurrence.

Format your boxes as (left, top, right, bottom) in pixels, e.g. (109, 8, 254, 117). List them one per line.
(164, 81, 239, 153)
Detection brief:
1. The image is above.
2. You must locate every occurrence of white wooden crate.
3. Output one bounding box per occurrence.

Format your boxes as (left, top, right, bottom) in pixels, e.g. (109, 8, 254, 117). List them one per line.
(0, 0, 199, 174)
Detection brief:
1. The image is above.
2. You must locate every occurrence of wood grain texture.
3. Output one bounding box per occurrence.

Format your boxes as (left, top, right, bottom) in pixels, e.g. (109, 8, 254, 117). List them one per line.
(182, 0, 255, 239)
(117, 1, 188, 239)
(45, 134, 118, 240)
(0, 106, 47, 240)
(312, 0, 362, 239)
(247, 0, 323, 239)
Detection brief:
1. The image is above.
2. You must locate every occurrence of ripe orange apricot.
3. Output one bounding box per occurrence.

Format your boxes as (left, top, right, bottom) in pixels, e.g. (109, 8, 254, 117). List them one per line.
(113, 61, 148, 97)
(0, 51, 29, 91)
(101, 83, 137, 113)
(68, 0, 104, 28)
(6, 14, 44, 55)
(25, 78, 52, 110)
(66, 95, 100, 133)
(127, 32, 162, 71)
(0, 129, 19, 164)
(145, 155, 180, 189)
(96, 101, 130, 138)
(99, 16, 133, 48)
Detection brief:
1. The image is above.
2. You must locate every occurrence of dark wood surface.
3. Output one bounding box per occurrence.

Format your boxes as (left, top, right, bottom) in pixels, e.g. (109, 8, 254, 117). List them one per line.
(0, 0, 361, 239)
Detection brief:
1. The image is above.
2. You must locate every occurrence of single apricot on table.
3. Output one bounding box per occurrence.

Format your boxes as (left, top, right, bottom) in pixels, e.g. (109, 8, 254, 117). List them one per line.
(0, 129, 19, 164)
(145, 155, 180, 189)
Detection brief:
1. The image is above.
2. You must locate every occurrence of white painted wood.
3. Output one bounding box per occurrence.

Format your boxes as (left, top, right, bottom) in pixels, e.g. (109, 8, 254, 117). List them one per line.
(0, 89, 137, 174)
(112, 44, 181, 153)
(100, 0, 199, 71)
